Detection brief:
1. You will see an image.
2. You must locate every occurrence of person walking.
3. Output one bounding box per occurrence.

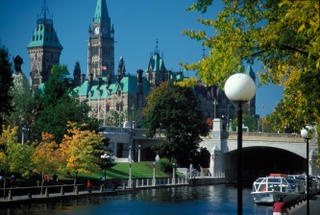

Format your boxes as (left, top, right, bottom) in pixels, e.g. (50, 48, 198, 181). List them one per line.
(87, 180, 92, 193)
(273, 197, 288, 215)
(44, 173, 48, 186)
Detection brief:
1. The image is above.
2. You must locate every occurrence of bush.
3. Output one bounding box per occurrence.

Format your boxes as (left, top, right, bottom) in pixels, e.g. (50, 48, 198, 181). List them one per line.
(158, 158, 173, 173)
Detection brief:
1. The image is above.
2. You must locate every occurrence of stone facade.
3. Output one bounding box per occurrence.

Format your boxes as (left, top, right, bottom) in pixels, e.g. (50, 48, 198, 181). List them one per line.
(27, 6, 62, 92)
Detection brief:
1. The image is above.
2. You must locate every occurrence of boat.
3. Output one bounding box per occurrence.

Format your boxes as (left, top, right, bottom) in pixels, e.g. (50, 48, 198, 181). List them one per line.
(251, 173, 302, 205)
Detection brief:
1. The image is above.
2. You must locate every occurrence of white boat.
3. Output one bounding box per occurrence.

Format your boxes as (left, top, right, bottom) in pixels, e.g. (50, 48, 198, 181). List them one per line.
(251, 174, 301, 205)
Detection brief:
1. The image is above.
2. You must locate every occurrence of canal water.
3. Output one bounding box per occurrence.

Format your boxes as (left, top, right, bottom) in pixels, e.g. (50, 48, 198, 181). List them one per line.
(2, 185, 273, 215)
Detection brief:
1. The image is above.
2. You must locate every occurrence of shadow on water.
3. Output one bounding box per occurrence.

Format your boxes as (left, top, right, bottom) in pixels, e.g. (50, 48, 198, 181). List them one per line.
(0, 185, 273, 215)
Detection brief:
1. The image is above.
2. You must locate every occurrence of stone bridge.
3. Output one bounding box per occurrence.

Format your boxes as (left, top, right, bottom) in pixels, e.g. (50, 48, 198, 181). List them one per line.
(200, 119, 319, 182)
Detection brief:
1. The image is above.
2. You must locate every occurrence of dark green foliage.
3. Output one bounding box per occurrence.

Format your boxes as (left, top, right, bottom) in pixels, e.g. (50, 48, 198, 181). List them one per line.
(232, 113, 258, 132)
(198, 147, 210, 168)
(144, 82, 209, 168)
(158, 158, 172, 173)
(32, 65, 98, 142)
(0, 47, 13, 129)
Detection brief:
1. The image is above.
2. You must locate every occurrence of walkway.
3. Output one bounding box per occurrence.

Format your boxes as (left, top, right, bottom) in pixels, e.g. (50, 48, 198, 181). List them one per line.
(288, 195, 320, 215)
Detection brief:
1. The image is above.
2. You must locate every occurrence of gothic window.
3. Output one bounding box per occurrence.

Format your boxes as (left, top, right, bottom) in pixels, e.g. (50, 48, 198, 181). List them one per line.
(40, 35, 42, 40)
(32, 36, 35, 41)
(36, 36, 38, 40)
(105, 105, 110, 112)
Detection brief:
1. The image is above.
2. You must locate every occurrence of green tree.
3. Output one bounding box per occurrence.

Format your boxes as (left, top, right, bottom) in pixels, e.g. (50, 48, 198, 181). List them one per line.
(0, 125, 33, 185)
(231, 113, 258, 132)
(32, 65, 98, 142)
(144, 82, 209, 168)
(183, 0, 320, 131)
(0, 47, 13, 129)
(7, 71, 34, 140)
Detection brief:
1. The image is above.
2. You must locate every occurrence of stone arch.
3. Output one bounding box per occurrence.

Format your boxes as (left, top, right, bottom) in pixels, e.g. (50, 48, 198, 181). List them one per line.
(224, 146, 306, 183)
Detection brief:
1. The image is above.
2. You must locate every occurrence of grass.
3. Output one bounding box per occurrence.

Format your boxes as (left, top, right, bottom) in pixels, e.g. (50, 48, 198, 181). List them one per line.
(62, 161, 171, 180)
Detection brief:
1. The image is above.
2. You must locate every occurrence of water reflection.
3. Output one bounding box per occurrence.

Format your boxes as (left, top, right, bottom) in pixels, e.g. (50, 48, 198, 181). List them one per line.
(0, 185, 273, 215)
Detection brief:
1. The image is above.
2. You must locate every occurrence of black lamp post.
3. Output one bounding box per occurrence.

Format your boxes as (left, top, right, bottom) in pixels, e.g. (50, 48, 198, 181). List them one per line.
(301, 125, 314, 215)
(224, 73, 256, 215)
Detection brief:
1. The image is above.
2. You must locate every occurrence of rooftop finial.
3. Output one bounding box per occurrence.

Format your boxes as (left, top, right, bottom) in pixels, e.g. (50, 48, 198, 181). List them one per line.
(155, 39, 159, 54)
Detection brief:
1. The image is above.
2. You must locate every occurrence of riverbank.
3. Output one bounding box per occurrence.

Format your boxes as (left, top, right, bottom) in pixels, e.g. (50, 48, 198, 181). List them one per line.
(0, 177, 226, 207)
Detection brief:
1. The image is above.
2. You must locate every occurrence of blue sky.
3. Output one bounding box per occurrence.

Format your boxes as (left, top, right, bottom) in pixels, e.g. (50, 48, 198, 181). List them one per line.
(0, 0, 282, 116)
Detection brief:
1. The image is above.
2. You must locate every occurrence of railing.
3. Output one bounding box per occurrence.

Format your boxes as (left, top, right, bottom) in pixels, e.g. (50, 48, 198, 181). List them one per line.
(0, 177, 189, 202)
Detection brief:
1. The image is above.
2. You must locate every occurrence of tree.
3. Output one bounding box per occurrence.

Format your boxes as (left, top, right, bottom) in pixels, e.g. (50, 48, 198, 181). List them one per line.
(143, 82, 209, 168)
(0, 47, 13, 129)
(0, 125, 33, 193)
(32, 65, 98, 142)
(182, 0, 320, 132)
(58, 121, 107, 186)
(32, 132, 60, 188)
(231, 114, 258, 132)
(7, 71, 34, 140)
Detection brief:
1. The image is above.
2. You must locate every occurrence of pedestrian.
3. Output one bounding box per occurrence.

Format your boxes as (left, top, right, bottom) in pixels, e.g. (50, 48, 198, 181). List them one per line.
(273, 197, 288, 215)
(10, 174, 16, 188)
(87, 180, 92, 193)
(44, 173, 48, 185)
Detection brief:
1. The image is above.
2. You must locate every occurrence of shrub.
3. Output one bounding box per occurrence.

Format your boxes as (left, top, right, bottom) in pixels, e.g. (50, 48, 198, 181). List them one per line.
(158, 158, 172, 173)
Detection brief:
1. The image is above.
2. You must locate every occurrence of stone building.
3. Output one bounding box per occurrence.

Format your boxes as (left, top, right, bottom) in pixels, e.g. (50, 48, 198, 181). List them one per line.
(27, 3, 62, 92)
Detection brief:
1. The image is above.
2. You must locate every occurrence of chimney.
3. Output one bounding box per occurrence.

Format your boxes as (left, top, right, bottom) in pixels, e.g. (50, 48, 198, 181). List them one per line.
(107, 74, 111, 86)
(137, 69, 143, 94)
(98, 77, 102, 88)
(137, 69, 143, 83)
(81, 74, 86, 84)
(88, 73, 93, 87)
(168, 70, 172, 81)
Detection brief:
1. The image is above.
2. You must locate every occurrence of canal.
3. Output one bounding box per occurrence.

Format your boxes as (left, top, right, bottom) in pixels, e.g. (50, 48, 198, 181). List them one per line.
(1, 185, 273, 215)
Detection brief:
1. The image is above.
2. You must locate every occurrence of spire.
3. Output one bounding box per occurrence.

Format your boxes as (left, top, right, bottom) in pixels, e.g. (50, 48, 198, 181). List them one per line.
(93, 0, 110, 24)
(28, 0, 62, 49)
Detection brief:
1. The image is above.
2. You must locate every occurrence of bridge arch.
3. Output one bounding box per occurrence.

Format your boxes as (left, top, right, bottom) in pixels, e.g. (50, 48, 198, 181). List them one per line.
(224, 146, 306, 184)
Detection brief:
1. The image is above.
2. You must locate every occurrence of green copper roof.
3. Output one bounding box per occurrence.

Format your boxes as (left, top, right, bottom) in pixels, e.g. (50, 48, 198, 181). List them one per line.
(93, 0, 109, 24)
(147, 53, 166, 72)
(245, 65, 255, 80)
(27, 21, 62, 49)
(74, 76, 150, 99)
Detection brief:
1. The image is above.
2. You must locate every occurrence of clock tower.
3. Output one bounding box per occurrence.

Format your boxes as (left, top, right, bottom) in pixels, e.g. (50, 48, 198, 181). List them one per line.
(87, 0, 114, 79)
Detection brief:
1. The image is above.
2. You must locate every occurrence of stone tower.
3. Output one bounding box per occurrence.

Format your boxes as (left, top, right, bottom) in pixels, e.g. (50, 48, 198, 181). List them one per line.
(87, 0, 114, 79)
(27, 1, 62, 92)
(146, 52, 168, 88)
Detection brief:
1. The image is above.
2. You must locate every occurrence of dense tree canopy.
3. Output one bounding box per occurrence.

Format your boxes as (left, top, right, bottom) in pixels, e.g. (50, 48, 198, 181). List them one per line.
(32, 65, 98, 142)
(183, 0, 320, 131)
(143, 82, 209, 168)
(0, 47, 13, 129)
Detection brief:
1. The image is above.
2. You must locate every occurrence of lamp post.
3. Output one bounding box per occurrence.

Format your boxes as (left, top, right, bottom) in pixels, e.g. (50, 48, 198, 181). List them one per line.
(224, 73, 256, 215)
(128, 147, 132, 188)
(152, 161, 156, 186)
(301, 125, 314, 215)
(153, 154, 160, 186)
(172, 163, 176, 185)
(101, 153, 110, 179)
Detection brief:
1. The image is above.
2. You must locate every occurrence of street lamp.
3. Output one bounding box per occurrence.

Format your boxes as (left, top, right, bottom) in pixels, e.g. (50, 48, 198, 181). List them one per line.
(100, 153, 110, 179)
(152, 155, 160, 186)
(301, 125, 314, 215)
(127, 146, 133, 188)
(224, 73, 256, 215)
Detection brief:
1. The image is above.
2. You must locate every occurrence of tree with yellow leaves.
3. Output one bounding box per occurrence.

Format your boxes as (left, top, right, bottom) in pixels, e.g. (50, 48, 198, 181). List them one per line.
(32, 132, 60, 191)
(58, 121, 107, 186)
(183, 0, 320, 132)
(0, 125, 33, 194)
